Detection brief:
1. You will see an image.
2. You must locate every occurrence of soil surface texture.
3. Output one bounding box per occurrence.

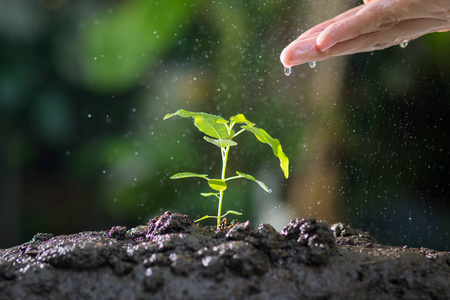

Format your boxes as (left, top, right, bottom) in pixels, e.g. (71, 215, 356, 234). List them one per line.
(1, 211, 449, 299)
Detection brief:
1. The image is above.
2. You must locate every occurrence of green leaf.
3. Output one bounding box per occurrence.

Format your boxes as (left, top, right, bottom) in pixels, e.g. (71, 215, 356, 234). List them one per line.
(195, 211, 242, 223)
(164, 109, 227, 123)
(207, 179, 227, 191)
(194, 215, 217, 222)
(222, 210, 242, 217)
(203, 136, 237, 148)
(230, 114, 254, 126)
(170, 172, 208, 180)
(200, 192, 220, 199)
(242, 126, 289, 178)
(164, 109, 230, 139)
(195, 117, 231, 139)
(235, 171, 271, 193)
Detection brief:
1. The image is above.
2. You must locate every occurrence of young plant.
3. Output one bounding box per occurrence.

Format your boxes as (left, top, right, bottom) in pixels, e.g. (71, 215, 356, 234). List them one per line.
(164, 109, 289, 229)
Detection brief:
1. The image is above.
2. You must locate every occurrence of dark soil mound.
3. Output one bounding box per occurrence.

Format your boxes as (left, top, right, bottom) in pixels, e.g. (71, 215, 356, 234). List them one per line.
(1, 211, 449, 299)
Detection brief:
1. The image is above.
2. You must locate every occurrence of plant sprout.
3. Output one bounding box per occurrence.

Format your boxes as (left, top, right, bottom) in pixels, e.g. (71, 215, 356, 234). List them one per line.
(164, 109, 289, 229)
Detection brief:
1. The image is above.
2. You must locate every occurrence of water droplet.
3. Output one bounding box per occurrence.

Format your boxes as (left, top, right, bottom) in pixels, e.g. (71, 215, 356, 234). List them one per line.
(309, 61, 316, 68)
(399, 41, 408, 48)
(284, 67, 291, 76)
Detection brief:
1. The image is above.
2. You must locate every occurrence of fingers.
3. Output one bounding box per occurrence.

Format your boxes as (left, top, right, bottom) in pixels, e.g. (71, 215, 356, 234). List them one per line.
(281, 17, 449, 67)
(280, 4, 367, 67)
(342, 17, 450, 53)
(297, 5, 366, 41)
(316, 0, 449, 51)
(280, 0, 450, 68)
(280, 35, 324, 67)
(316, 2, 400, 51)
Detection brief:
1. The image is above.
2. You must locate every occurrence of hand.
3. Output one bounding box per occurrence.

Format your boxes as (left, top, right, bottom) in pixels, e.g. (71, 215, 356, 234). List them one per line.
(280, 0, 450, 68)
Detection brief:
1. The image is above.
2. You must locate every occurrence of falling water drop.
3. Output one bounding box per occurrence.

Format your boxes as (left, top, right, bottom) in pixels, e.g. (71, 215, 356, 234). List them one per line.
(284, 67, 291, 76)
(399, 41, 409, 48)
(309, 61, 316, 68)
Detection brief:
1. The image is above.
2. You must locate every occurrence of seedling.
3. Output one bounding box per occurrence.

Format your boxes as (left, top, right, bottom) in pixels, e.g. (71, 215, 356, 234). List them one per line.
(164, 109, 289, 229)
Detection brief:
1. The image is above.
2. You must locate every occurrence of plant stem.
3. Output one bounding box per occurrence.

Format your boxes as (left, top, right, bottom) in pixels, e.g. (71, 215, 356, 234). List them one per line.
(217, 145, 230, 229)
(232, 128, 246, 138)
(225, 175, 240, 181)
(217, 191, 223, 229)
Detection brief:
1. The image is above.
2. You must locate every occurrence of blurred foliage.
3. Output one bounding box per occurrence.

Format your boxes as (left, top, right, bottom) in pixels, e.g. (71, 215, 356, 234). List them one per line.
(0, 0, 449, 251)
(81, 0, 194, 92)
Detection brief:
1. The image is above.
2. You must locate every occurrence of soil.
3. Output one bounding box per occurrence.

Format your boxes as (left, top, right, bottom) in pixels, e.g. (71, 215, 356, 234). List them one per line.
(1, 211, 449, 299)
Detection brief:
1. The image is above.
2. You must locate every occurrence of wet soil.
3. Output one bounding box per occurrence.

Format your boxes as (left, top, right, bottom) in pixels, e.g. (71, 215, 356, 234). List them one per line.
(1, 211, 449, 299)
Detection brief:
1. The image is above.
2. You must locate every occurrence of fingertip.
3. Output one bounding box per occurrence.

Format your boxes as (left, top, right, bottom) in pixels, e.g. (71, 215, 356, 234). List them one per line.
(280, 37, 322, 67)
(280, 46, 292, 68)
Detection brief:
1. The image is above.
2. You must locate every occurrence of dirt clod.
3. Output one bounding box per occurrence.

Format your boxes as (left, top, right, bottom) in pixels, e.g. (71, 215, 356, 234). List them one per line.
(107, 226, 127, 240)
(280, 218, 335, 264)
(146, 211, 193, 238)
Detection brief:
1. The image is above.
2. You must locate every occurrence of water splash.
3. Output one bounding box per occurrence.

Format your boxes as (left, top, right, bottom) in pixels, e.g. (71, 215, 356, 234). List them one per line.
(284, 67, 291, 76)
(399, 41, 409, 48)
(309, 61, 316, 68)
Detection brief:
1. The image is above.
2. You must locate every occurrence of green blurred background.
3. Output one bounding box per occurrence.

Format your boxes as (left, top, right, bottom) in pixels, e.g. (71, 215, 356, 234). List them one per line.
(0, 0, 449, 250)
